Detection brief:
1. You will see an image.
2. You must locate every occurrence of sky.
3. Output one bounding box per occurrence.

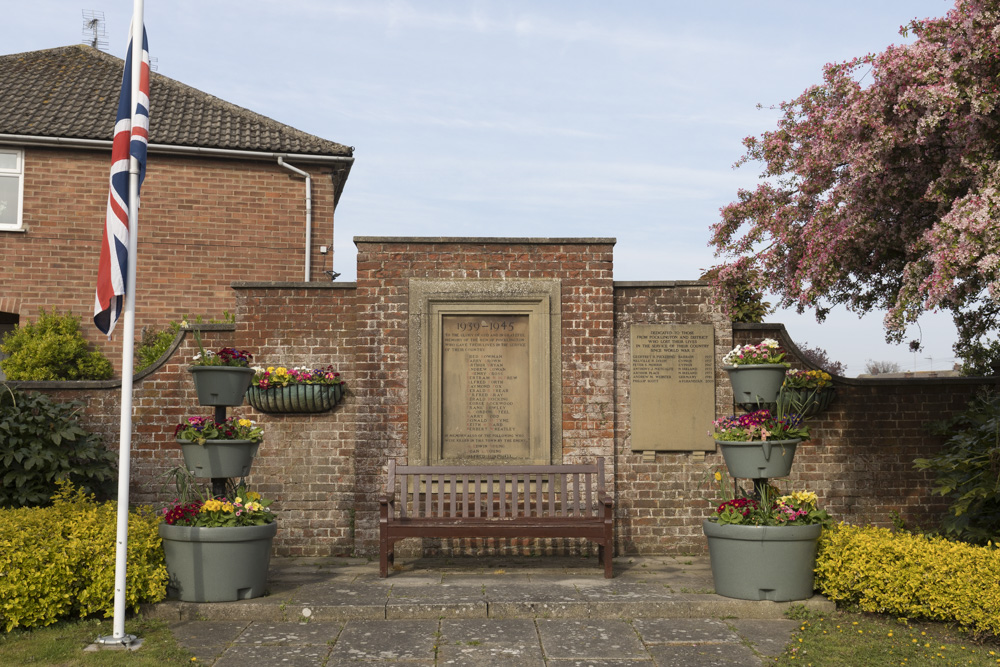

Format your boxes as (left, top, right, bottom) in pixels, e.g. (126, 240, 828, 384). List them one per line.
(7, 0, 961, 376)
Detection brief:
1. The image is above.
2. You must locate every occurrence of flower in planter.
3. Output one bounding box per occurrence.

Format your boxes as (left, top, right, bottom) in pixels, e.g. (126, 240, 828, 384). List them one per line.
(706, 470, 831, 527)
(252, 365, 344, 389)
(712, 409, 809, 442)
(191, 347, 253, 367)
(174, 416, 263, 445)
(161, 484, 275, 527)
(722, 338, 788, 366)
(783, 369, 832, 389)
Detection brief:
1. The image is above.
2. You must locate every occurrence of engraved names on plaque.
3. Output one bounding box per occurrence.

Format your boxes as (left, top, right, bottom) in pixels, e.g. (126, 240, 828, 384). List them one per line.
(441, 314, 531, 461)
(630, 324, 715, 451)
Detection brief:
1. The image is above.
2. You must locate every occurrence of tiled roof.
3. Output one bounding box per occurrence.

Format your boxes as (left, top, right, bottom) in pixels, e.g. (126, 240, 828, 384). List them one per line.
(0, 45, 353, 157)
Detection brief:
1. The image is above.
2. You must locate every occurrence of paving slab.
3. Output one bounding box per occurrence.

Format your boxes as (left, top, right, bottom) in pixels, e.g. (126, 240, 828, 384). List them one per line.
(728, 618, 802, 657)
(646, 642, 762, 666)
(483, 582, 590, 619)
(168, 620, 249, 664)
(229, 621, 342, 645)
(536, 619, 648, 661)
(632, 618, 741, 644)
(213, 644, 333, 666)
(387, 583, 489, 619)
(326, 619, 440, 662)
(286, 580, 391, 620)
(437, 618, 545, 666)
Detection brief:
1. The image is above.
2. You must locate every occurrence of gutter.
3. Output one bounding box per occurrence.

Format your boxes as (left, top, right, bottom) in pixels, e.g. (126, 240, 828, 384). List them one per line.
(0, 133, 355, 165)
(277, 157, 312, 282)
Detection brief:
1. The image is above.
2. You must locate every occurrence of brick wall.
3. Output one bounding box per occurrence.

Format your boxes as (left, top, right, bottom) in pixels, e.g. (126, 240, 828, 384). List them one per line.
(352, 238, 617, 557)
(0, 146, 339, 372)
(10, 240, 1000, 559)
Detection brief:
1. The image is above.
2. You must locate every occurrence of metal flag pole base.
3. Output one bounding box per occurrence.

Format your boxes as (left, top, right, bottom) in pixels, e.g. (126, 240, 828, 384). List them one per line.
(88, 634, 143, 651)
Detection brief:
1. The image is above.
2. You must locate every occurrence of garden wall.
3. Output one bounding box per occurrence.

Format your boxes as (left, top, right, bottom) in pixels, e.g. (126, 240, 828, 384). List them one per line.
(9, 238, 999, 558)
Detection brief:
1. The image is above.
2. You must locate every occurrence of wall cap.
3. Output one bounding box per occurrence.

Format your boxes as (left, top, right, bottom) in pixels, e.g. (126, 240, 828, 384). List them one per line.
(231, 281, 357, 290)
(353, 236, 616, 245)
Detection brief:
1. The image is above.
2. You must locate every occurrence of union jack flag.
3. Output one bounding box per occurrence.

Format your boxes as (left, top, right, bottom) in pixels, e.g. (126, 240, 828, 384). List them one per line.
(94, 23, 149, 337)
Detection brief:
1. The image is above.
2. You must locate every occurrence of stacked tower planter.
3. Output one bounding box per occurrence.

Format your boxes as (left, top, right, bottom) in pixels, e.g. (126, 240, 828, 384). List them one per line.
(705, 366, 820, 602)
(161, 366, 275, 602)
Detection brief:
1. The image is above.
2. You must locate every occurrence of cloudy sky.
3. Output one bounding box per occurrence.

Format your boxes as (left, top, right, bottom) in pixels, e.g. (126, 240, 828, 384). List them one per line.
(8, 0, 959, 375)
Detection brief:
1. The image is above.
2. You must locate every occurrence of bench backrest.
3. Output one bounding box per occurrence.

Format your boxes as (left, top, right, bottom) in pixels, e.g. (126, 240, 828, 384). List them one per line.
(387, 458, 607, 520)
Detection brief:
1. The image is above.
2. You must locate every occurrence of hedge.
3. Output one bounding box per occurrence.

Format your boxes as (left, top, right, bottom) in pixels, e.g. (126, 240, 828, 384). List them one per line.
(0, 483, 167, 631)
(815, 524, 1000, 637)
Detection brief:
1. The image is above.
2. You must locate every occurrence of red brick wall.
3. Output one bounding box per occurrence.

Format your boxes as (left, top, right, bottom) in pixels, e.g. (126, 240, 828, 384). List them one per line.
(351, 238, 617, 556)
(0, 146, 339, 372)
(612, 282, 734, 554)
(10, 242, 999, 559)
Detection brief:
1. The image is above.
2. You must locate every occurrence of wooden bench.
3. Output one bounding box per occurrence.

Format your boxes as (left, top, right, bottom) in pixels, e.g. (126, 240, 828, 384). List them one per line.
(379, 458, 614, 578)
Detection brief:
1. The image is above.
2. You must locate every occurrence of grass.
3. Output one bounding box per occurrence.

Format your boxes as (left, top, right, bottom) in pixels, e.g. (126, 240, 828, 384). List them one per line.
(775, 609, 1000, 666)
(0, 616, 194, 666)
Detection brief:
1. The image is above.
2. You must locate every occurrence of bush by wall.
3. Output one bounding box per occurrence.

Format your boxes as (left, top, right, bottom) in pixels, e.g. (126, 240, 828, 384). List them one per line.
(0, 483, 166, 631)
(0, 388, 116, 508)
(815, 524, 1000, 637)
(0, 310, 113, 381)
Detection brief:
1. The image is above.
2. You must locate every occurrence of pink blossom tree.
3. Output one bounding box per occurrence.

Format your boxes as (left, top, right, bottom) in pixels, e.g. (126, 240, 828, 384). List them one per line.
(709, 0, 1000, 372)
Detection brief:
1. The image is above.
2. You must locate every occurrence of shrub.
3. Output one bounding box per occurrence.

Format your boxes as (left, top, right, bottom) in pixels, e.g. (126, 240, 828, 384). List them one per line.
(915, 390, 1000, 545)
(815, 524, 1000, 638)
(0, 310, 113, 381)
(0, 483, 167, 631)
(0, 388, 116, 508)
(134, 321, 181, 373)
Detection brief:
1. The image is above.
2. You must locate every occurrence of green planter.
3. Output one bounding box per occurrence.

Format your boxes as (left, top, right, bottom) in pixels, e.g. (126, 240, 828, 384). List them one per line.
(723, 364, 787, 409)
(778, 386, 835, 418)
(716, 438, 799, 479)
(189, 366, 254, 406)
(703, 520, 821, 601)
(159, 522, 277, 602)
(178, 439, 259, 478)
(246, 383, 340, 414)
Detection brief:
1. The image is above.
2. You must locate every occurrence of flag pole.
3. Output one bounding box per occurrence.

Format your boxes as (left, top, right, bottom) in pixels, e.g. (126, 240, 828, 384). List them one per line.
(96, 0, 144, 648)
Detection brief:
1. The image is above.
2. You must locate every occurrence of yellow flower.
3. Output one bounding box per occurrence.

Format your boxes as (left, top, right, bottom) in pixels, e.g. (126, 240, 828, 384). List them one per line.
(266, 366, 275, 373)
(238, 419, 252, 428)
(714, 472, 722, 482)
(246, 491, 260, 501)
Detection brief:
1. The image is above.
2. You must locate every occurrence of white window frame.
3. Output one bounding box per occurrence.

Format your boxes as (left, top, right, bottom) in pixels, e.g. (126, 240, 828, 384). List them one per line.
(0, 148, 25, 231)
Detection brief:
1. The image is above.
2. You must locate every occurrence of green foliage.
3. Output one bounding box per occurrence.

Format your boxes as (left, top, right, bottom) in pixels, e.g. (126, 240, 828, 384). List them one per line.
(134, 320, 181, 373)
(701, 265, 771, 323)
(0, 387, 116, 508)
(0, 482, 167, 631)
(0, 310, 113, 381)
(915, 391, 1000, 544)
(815, 524, 1000, 638)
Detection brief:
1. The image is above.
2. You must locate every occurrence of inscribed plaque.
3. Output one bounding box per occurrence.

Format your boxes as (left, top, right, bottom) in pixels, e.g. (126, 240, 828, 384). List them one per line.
(630, 324, 715, 451)
(441, 314, 531, 460)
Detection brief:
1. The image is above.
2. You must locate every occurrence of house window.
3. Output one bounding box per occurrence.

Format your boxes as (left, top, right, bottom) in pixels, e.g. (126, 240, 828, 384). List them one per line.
(0, 149, 24, 230)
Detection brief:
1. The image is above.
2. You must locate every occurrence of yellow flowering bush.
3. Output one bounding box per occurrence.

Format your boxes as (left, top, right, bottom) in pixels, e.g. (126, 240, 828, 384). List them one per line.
(815, 524, 1000, 637)
(0, 482, 166, 631)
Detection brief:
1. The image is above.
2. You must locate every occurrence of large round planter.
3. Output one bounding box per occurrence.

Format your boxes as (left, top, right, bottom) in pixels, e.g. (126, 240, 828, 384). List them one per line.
(703, 520, 821, 601)
(189, 366, 254, 406)
(723, 364, 787, 409)
(159, 521, 277, 602)
(778, 386, 835, 418)
(716, 438, 799, 479)
(247, 383, 339, 414)
(179, 439, 259, 478)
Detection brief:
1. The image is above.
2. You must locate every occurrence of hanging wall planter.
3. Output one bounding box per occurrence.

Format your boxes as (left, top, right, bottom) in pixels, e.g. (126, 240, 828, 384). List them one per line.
(777, 386, 836, 418)
(715, 438, 800, 479)
(178, 439, 259, 479)
(159, 522, 278, 602)
(703, 521, 822, 601)
(247, 383, 340, 414)
(189, 366, 255, 406)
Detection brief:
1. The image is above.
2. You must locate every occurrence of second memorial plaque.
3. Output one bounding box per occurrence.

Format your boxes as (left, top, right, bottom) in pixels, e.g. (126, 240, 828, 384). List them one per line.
(441, 314, 531, 461)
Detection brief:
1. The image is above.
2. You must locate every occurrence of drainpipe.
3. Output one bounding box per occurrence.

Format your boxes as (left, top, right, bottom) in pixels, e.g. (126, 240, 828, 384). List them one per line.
(277, 157, 312, 282)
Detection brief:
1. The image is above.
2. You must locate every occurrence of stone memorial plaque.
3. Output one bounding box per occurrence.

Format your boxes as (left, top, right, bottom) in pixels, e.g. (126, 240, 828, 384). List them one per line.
(630, 324, 715, 451)
(441, 314, 530, 461)
(409, 279, 561, 466)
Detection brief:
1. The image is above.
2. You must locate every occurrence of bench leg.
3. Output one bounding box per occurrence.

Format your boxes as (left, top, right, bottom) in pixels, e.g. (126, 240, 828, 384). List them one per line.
(379, 529, 390, 578)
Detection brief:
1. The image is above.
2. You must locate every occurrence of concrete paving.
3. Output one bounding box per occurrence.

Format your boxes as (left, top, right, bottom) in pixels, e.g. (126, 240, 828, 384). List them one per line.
(143, 555, 833, 666)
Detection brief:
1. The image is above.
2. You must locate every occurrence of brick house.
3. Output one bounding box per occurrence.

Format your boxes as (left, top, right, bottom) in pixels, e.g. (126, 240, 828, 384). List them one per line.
(0, 45, 354, 373)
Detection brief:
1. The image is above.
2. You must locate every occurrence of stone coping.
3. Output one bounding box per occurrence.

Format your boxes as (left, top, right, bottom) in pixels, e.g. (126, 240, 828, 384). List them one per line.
(353, 236, 617, 245)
